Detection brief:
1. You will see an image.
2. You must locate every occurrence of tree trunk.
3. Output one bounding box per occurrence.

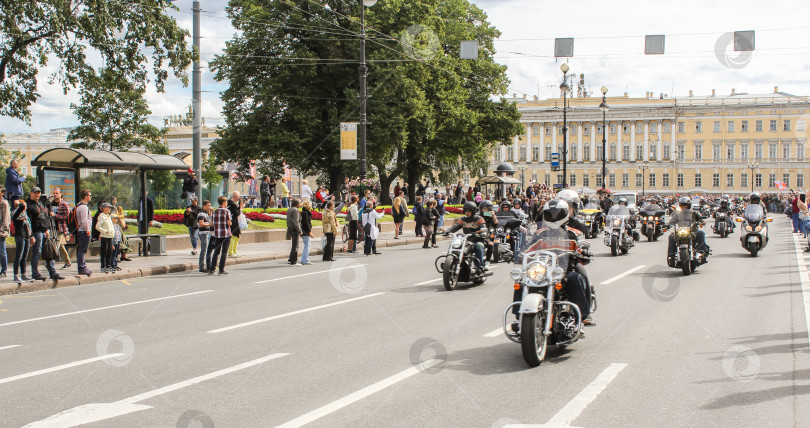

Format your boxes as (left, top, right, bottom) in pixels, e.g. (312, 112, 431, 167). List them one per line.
(405, 144, 419, 202)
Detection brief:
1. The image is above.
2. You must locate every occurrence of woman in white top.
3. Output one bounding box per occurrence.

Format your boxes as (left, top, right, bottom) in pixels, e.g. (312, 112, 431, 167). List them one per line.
(362, 200, 383, 256)
(301, 179, 313, 202)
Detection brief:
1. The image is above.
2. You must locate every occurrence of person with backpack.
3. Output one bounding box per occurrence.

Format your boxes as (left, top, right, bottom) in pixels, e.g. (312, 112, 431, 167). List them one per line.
(184, 196, 201, 256)
(26, 187, 63, 281)
(73, 188, 93, 276)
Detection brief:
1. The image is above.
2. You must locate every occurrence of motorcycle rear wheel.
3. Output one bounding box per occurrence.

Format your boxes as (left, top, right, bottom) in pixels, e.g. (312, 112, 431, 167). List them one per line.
(520, 312, 548, 367)
(443, 257, 460, 291)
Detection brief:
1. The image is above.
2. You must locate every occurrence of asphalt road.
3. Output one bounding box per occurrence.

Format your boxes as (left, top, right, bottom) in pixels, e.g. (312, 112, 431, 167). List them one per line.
(1, 217, 809, 428)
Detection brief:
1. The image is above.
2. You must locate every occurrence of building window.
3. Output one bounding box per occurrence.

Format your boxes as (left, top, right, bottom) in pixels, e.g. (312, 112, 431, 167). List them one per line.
(649, 173, 656, 188)
(570, 174, 576, 187)
(712, 173, 720, 188)
(783, 143, 790, 160)
(741, 120, 749, 132)
(556, 174, 563, 184)
(740, 144, 748, 160)
(570, 144, 577, 161)
(545, 144, 552, 160)
(622, 123, 630, 134)
(494, 148, 501, 162)
(622, 173, 629, 187)
(695, 174, 702, 188)
(558, 124, 564, 135)
(783, 173, 790, 187)
(649, 141, 656, 158)
(755, 143, 763, 159)
(663, 143, 671, 160)
(584, 124, 590, 135)
(519, 143, 527, 161)
(728, 121, 735, 132)
(726, 144, 735, 160)
(571, 124, 578, 136)
(798, 174, 804, 188)
(727, 173, 734, 188)
(677, 143, 685, 160)
(635, 173, 642, 187)
(784, 120, 791, 131)
(532, 124, 540, 136)
(610, 123, 617, 135)
(755, 120, 763, 132)
(506, 146, 514, 161)
(769, 120, 777, 132)
(532, 145, 540, 161)
(544, 174, 551, 185)
(545, 125, 552, 135)
(768, 174, 775, 188)
(678, 122, 685, 133)
(609, 174, 616, 187)
(695, 121, 702, 133)
(741, 173, 748, 189)
(636, 143, 643, 160)
(583, 145, 591, 161)
(755, 173, 762, 188)
(798, 144, 805, 161)
(596, 123, 604, 135)
(663, 121, 672, 133)
(583, 175, 590, 187)
(712, 144, 720, 160)
(677, 173, 684, 187)
(662, 173, 670, 188)
(713, 121, 721, 133)
(769, 143, 777, 159)
(610, 142, 617, 160)
(694, 143, 702, 160)
(596, 145, 603, 161)
(636, 122, 643, 134)
(650, 122, 658, 133)
(622, 142, 630, 161)
(596, 174, 603, 187)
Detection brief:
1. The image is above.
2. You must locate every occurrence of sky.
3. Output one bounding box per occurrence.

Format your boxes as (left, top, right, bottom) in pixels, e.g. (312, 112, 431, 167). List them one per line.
(2, 0, 810, 134)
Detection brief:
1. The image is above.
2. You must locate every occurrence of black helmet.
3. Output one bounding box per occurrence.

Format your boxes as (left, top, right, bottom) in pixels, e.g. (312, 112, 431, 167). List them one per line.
(542, 198, 570, 229)
(463, 201, 478, 216)
(513, 198, 523, 207)
(479, 200, 494, 212)
(720, 199, 728, 207)
(500, 201, 511, 211)
(678, 196, 691, 208)
(749, 192, 761, 205)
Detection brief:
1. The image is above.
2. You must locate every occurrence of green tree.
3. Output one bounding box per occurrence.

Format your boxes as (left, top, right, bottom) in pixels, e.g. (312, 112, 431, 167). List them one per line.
(209, 0, 521, 203)
(67, 68, 163, 151)
(201, 154, 223, 201)
(144, 140, 177, 205)
(0, 0, 192, 122)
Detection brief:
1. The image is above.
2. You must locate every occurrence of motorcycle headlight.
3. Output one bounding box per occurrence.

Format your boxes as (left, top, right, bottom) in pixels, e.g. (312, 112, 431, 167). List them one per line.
(612, 219, 621, 227)
(677, 228, 689, 237)
(648, 216, 654, 221)
(551, 267, 564, 282)
(755, 224, 763, 232)
(654, 217, 659, 221)
(496, 227, 504, 233)
(510, 268, 523, 281)
(745, 225, 753, 232)
(527, 262, 546, 282)
(452, 238, 463, 248)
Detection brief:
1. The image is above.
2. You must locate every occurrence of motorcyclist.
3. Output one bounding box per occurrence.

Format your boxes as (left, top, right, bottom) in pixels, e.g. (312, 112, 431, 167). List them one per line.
(607, 197, 639, 240)
(748, 192, 766, 211)
(512, 199, 592, 332)
(556, 189, 588, 235)
(667, 196, 710, 266)
(479, 200, 498, 264)
(714, 198, 734, 231)
(446, 201, 489, 271)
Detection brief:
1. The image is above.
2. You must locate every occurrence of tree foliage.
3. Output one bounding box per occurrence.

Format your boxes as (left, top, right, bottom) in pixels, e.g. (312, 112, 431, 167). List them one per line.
(209, 0, 521, 200)
(144, 140, 176, 193)
(67, 68, 163, 151)
(202, 154, 223, 200)
(0, 0, 193, 122)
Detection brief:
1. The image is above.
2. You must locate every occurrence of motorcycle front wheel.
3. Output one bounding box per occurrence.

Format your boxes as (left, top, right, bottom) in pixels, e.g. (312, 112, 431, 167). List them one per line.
(434, 255, 447, 273)
(443, 257, 460, 291)
(520, 312, 548, 367)
(610, 236, 619, 256)
(680, 248, 691, 276)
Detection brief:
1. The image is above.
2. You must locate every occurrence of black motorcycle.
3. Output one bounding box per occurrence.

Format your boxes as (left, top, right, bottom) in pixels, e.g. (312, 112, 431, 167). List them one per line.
(490, 218, 522, 263)
(667, 220, 705, 276)
(639, 208, 666, 241)
(712, 211, 733, 238)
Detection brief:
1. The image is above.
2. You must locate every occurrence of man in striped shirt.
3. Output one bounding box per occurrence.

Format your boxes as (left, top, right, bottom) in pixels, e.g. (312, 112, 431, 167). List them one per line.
(206, 195, 232, 275)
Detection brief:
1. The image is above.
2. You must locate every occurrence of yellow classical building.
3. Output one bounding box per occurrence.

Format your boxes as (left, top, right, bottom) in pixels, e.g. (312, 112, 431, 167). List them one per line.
(492, 87, 810, 195)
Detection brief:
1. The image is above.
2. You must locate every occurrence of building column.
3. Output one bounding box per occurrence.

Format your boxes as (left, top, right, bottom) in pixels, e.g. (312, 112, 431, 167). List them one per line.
(630, 122, 636, 161)
(643, 121, 650, 161)
(657, 120, 663, 161)
(551, 122, 557, 159)
(577, 122, 583, 162)
(538, 122, 545, 163)
(670, 120, 676, 159)
(590, 122, 596, 163)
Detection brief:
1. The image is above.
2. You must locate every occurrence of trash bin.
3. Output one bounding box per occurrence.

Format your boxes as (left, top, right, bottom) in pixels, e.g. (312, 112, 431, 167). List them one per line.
(147, 235, 167, 256)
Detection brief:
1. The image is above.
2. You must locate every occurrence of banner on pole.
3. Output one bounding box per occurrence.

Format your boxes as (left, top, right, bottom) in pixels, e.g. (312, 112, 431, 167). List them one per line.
(340, 122, 358, 160)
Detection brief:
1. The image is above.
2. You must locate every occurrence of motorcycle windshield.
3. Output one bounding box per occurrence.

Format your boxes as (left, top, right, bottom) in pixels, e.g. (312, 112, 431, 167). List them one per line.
(607, 205, 631, 220)
(744, 205, 765, 223)
(583, 203, 600, 210)
(672, 218, 694, 230)
(519, 224, 575, 269)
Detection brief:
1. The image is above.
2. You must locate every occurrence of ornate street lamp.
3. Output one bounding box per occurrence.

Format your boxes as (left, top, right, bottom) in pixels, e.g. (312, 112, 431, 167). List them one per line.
(747, 162, 759, 192)
(640, 162, 649, 197)
(560, 63, 571, 188)
(599, 86, 608, 189)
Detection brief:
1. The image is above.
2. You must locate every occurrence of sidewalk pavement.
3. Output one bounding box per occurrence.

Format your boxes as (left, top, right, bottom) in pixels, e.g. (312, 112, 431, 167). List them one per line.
(0, 229, 446, 295)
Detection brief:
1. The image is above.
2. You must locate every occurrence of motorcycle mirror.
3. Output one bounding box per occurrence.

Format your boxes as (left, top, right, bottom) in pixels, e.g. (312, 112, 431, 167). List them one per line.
(581, 241, 591, 249)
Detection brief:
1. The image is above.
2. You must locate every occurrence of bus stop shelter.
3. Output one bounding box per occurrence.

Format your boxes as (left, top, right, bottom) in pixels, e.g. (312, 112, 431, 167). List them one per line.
(31, 148, 189, 255)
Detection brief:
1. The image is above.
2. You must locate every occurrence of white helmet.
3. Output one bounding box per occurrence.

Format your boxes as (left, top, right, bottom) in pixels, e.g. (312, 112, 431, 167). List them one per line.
(542, 198, 570, 229)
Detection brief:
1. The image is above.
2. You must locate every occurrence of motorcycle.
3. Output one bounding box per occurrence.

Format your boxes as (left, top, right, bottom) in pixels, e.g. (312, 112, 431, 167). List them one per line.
(578, 203, 604, 239)
(503, 226, 593, 367)
(604, 205, 636, 256)
(712, 212, 733, 238)
(736, 204, 771, 256)
(490, 223, 517, 263)
(667, 220, 705, 276)
(639, 208, 666, 242)
(440, 231, 493, 290)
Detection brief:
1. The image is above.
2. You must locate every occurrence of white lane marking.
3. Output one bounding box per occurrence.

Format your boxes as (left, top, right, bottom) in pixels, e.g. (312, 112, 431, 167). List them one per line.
(0, 290, 214, 328)
(0, 345, 21, 351)
(599, 265, 646, 285)
(792, 234, 810, 349)
(483, 327, 504, 338)
(23, 353, 288, 428)
(208, 293, 385, 334)
(0, 354, 123, 386)
(505, 363, 628, 428)
(277, 359, 442, 428)
(414, 278, 442, 286)
(255, 265, 368, 284)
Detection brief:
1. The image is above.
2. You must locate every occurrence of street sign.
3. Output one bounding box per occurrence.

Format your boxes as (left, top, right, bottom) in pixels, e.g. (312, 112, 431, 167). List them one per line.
(551, 152, 560, 171)
(340, 122, 357, 160)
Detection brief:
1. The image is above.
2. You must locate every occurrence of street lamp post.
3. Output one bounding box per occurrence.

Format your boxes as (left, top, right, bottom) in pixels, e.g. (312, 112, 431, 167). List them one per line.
(599, 87, 608, 190)
(518, 166, 527, 190)
(747, 162, 759, 192)
(358, 0, 377, 182)
(560, 64, 571, 188)
(640, 162, 649, 197)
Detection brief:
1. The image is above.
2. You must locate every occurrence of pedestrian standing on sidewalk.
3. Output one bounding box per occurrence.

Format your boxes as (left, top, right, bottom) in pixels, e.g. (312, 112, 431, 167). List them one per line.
(362, 200, 383, 256)
(75, 189, 92, 276)
(287, 198, 302, 265)
(26, 188, 62, 281)
(50, 188, 71, 269)
(300, 199, 314, 265)
(429, 200, 440, 248)
(11, 198, 32, 283)
(197, 200, 213, 272)
(4, 160, 25, 204)
(301, 180, 313, 203)
(413, 196, 425, 237)
(422, 199, 436, 248)
(322, 201, 338, 261)
(182, 169, 198, 206)
(206, 195, 232, 275)
(279, 180, 290, 208)
(346, 195, 359, 253)
(227, 191, 243, 258)
(95, 203, 115, 274)
(260, 176, 272, 209)
(184, 196, 201, 256)
(0, 187, 9, 277)
(392, 192, 406, 239)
